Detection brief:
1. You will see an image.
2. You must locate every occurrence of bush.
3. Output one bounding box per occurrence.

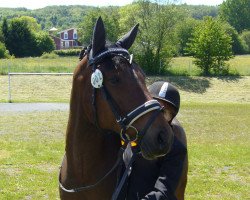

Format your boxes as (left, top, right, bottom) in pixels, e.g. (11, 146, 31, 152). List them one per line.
(186, 17, 233, 75)
(35, 32, 55, 56)
(0, 42, 10, 58)
(54, 49, 82, 56)
(40, 52, 59, 59)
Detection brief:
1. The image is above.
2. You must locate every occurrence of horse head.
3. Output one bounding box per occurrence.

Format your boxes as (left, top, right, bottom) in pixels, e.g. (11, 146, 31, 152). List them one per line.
(74, 17, 174, 160)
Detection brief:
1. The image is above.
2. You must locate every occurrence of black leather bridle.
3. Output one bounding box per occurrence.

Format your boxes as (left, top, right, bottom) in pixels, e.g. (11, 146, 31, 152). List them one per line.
(59, 47, 164, 196)
(88, 47, 163, 144)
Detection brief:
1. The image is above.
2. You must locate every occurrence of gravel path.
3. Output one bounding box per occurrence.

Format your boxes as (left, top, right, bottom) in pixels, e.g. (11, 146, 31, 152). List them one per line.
(0, 103, 69, 112)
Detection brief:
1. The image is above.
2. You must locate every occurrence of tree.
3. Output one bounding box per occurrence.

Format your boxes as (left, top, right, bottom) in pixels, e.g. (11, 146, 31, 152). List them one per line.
(223, 23, 248, 55)
(119, 0, 182, 74)
(5, 17, 37, 57)
(175, 18, 200, 56)
(2, 16, 54, 57)
(186, 17, 233, 75)
(240, 30, 250, 53)
(78, 7, 120, 46)
(220, 0, 250, 33)
(18, 16, 42, 31)
(34, 32, 55, 56)
(1, 18, 8, 43)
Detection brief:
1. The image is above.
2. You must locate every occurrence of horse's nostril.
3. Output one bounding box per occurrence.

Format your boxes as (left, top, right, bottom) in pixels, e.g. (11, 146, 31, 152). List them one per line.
(157, 131, 167, 145)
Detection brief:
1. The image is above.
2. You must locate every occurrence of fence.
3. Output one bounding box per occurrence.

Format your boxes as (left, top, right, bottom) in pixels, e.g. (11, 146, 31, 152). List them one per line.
(7, 72, 73, 103)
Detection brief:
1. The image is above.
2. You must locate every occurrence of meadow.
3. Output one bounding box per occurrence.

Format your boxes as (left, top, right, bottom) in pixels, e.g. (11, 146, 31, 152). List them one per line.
(0, 55, 249, 199)
(0, 55, 250, 75)
(0, 103, 249, 199)
(0, 75, 249, 103)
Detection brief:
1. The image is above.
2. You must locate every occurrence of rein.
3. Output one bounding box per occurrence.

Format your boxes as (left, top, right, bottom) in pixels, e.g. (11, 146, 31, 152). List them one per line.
(59, 47, 164, 195)
(59, 150, 123, 193)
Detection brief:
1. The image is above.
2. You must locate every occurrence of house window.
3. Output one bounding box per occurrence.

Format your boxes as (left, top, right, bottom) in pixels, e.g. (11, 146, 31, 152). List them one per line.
(64, 32, 68, 39)
(61, 41, 64, 48)
(73, 33, 77, 39)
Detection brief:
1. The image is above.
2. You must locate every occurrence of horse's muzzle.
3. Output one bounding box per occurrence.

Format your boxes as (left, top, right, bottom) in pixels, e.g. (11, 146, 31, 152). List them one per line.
(140, 127, 174, 160)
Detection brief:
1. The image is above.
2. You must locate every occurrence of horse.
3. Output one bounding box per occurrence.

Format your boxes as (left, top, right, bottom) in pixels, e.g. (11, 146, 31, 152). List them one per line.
(59, 17, 175, 200)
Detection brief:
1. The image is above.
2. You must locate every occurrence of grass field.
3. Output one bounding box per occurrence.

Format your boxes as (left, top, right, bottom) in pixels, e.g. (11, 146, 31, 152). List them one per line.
(169, 55, 250, 76)
(0, 75, 249, 103)
(0, 54, 250, 75)
(0, 57, 78, 75)
(0, 103, 249, 199)
(0, 57, 249, 199)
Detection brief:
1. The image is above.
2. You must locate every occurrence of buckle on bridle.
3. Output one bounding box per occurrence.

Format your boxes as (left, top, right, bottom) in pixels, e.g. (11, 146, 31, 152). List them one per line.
(120, 125, 139, 143)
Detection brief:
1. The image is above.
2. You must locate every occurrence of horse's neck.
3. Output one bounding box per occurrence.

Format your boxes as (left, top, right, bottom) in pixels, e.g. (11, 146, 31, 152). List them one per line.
(64, 111, 120, 184)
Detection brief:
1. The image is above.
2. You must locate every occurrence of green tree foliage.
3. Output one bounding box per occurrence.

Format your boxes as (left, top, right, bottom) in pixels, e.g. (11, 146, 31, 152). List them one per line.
(180, 4, 219, 19)
(18, 16, 42, 31)
(0, 30, 3, 43)
(0, 6, 93, 31)
(4, 17, 37, 57)
(175, 18, 200, 56)
(2, 17, 54, 57)
(223, 23, 248, 55)
(240, 30, 250, 53)
(78, 7, 120, 46)
(187, 17, 233, 75)
(119, 1, 182, 74)
(34, 32, 55, 55)
(1, 18, 8, 43)
(0, 4, 219, 31)
(220, 0, 250, 33)
(0, 42, 10, 58)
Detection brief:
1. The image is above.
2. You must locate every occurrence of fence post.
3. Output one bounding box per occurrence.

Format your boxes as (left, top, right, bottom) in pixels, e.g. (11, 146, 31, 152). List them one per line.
(8, 64, 12, 103)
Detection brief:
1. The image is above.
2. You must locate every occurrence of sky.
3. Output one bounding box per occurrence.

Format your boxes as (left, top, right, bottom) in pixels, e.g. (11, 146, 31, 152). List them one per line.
(0, 0, 225, 10)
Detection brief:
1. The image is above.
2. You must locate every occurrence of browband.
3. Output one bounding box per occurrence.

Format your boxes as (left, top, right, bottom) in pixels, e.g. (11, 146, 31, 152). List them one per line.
(88, 48, 131, 66)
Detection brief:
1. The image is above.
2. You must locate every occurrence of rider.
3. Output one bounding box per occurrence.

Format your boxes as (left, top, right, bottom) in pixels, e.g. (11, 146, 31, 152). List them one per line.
(119, 81, 188, 200)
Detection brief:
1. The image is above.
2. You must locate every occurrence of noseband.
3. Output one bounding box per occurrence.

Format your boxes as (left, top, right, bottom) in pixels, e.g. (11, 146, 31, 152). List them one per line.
(88, 47, 163, 145)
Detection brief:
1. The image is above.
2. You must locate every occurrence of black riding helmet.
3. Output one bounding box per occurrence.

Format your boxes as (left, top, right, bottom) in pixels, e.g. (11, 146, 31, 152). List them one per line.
(148, 81, 180, 114)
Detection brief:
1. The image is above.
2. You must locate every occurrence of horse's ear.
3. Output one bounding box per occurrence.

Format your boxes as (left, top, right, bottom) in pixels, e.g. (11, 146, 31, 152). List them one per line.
(116, 24, 139, 50)
(92, 17, 106, 57)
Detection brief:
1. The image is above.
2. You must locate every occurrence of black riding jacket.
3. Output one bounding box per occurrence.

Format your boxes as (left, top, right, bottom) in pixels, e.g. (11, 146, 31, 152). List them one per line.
(117, 136, 187, 200)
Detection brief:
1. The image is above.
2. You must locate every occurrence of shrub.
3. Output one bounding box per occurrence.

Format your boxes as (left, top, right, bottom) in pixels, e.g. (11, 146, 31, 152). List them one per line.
(0, 42, 10, 58)
(54, 49, 82, 56)
(40, 52, 59, 59)
(35, 32, 55, 56)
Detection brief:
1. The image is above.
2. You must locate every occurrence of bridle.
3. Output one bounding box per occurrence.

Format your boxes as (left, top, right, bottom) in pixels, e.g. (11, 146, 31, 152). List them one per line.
(59, 46, 164, 194)
(88, 47, 163, 144)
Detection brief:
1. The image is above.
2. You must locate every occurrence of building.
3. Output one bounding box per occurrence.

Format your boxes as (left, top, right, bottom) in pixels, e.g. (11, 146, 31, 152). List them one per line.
(49, 27, 81, 50)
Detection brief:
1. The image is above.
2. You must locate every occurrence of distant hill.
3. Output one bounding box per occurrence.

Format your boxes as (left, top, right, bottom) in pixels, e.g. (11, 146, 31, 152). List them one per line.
(0, 4, 218, 31)
(0, 6, 94, 31)
(180, 4, 218, 19)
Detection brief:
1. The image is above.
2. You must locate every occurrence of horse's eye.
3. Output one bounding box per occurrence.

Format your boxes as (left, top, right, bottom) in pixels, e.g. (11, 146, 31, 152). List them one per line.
(109, 76, 120, 85)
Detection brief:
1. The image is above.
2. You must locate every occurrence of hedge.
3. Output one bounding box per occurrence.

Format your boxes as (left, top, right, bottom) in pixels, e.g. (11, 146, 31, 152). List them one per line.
(54, 49, 82, 56)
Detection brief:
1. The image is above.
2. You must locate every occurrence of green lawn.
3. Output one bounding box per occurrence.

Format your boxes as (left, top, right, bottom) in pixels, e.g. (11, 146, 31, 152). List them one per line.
(1, 75, 249, 103)
(0, 54, 250, 75)
(169, 55, 250, 76)
(0, 57, 78, 75)
(0, 103, 249, 199)
(0, 58, 249, 199)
